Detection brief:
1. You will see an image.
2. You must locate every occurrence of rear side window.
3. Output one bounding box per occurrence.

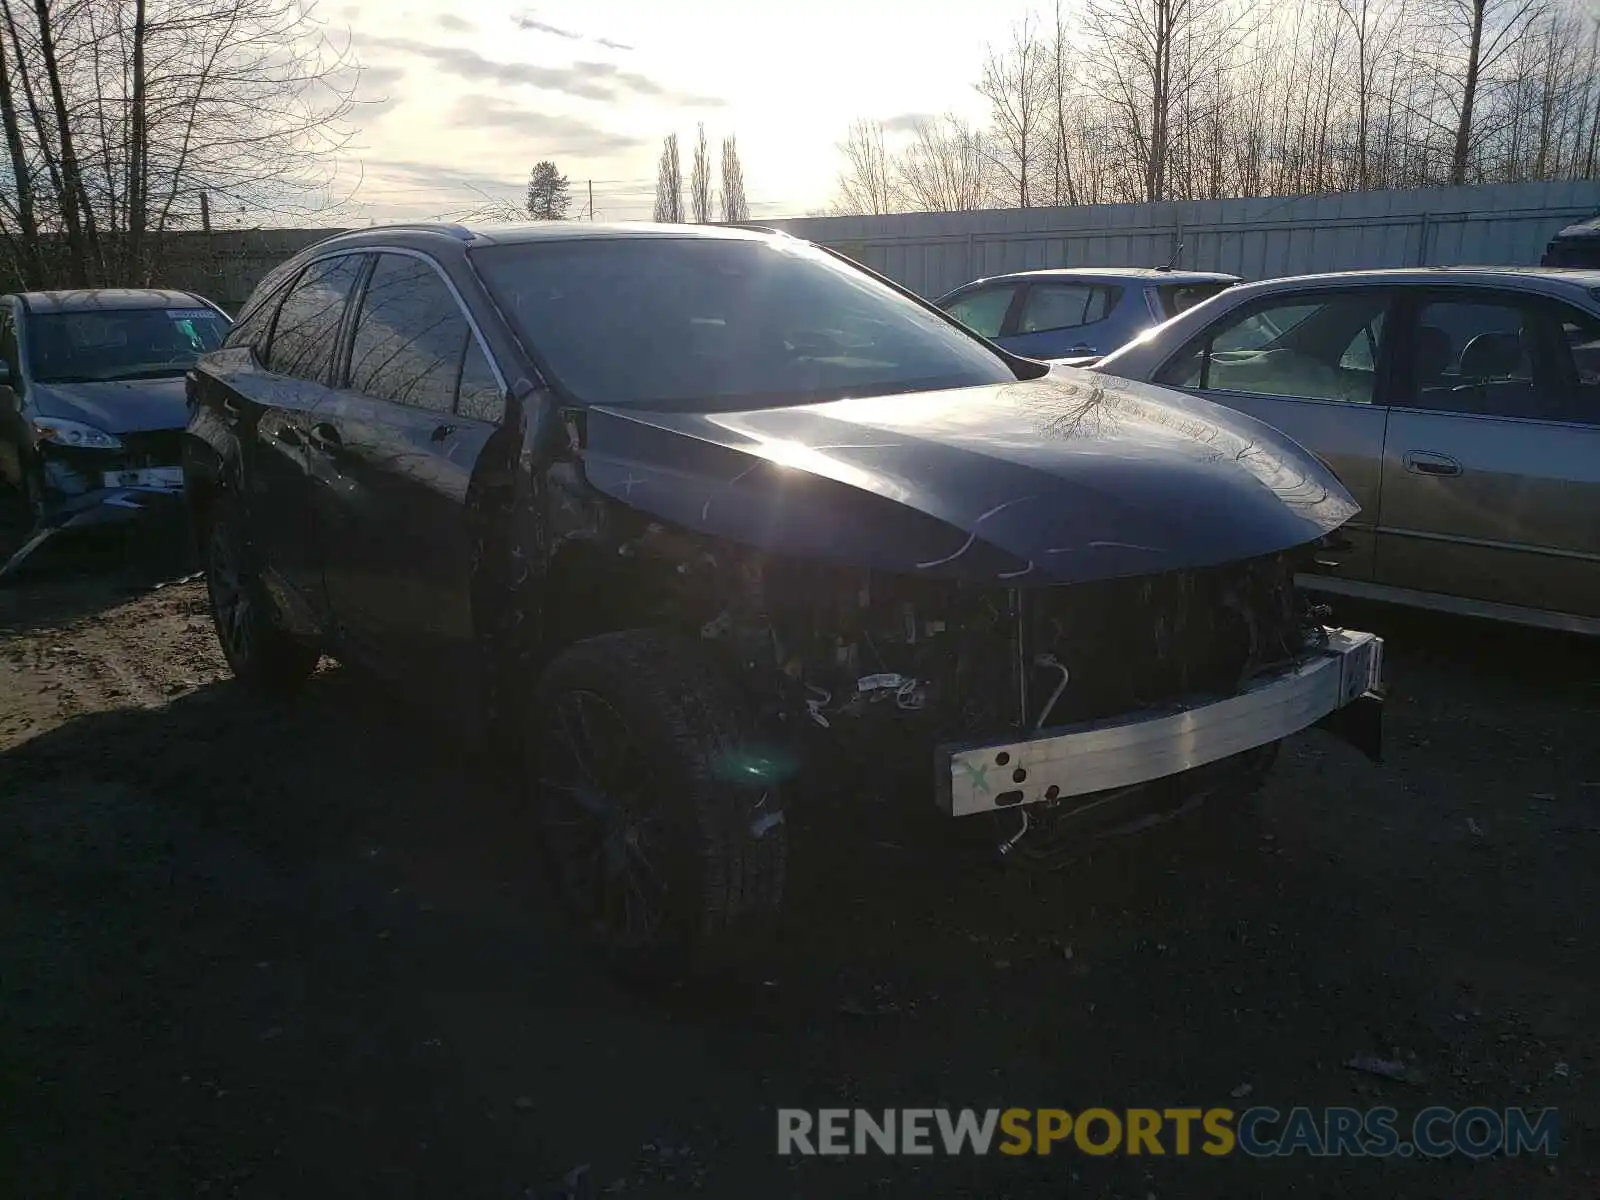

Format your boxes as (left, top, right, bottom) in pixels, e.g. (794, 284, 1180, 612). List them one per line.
(265, 256, 365, 381)
(1016, 283, 1120, 334)
(1158, 282, 1233, 318)
(942, 285, 1015, 338)
(346, 254, 473, 414)
(1407, 296, 1599, 423)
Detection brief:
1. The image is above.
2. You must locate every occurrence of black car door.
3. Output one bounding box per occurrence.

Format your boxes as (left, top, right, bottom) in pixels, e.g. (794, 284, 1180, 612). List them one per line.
(194, 254, 367, 626)
(306, 250, 509, 704)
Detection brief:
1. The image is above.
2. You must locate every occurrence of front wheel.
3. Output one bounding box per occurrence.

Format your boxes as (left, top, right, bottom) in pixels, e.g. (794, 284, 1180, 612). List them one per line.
(203, 495, 320, 696)
(529, 630, 787, 980)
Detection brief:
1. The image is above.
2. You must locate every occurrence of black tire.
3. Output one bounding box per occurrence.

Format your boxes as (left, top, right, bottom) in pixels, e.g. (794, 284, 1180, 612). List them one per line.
(203, 494, 320, 697)
(529, 630, 787, 981)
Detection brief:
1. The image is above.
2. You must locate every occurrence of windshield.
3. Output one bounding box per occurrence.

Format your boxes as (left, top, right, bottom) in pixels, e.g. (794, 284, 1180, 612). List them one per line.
(26, 307, 230, 383)
(471, 237, 1019, 410)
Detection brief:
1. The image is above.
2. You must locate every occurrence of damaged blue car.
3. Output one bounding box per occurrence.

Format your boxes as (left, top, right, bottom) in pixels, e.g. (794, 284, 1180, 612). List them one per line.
(0, 288, 231, 578)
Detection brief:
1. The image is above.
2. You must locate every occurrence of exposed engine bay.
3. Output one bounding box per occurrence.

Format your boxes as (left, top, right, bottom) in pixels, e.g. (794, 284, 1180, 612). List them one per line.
(604, 516, 1329, 751)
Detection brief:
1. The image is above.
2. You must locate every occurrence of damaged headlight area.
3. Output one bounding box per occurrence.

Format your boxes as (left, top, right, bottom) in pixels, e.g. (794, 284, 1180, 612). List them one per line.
(33, 416, 124, 451)
(603, 518, 1328, 753)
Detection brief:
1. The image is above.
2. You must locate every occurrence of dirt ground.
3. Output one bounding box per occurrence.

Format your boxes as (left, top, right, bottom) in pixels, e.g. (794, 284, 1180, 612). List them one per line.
(1, 513, 1597, 1199)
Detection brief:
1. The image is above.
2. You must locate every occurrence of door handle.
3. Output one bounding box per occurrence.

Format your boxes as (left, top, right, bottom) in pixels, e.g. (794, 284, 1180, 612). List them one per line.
(1403, 451, 1462, 477)
(307, 421, 343, 451)
(221, 397, 240, 422)
(429, 422, 455, 443)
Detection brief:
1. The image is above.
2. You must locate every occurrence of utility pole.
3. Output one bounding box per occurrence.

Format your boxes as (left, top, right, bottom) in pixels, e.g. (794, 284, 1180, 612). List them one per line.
(200, 191, 211, 232)
(588, 180, 594, 220)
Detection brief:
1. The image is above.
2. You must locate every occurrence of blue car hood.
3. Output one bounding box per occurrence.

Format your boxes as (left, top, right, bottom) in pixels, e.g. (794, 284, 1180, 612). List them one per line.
(580, 366, 1360, 585)
(30, 376, 188, 433)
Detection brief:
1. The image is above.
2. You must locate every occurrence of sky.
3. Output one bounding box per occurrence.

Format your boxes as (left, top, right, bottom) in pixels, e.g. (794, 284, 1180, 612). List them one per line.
(319, 0, 1033, 224)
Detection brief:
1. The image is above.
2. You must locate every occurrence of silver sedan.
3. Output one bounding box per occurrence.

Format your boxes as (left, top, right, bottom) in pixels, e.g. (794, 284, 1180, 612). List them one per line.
(1091, 267, 1600, 635)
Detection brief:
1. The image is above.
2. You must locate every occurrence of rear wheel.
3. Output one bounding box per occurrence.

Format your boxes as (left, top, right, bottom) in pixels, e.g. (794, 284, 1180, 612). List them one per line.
(530, 630, 787, 981)
(204, 495, 320, 696)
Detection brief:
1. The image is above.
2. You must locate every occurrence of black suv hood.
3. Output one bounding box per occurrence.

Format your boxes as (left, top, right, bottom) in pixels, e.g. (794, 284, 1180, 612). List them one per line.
(580, 368, 1358, 585)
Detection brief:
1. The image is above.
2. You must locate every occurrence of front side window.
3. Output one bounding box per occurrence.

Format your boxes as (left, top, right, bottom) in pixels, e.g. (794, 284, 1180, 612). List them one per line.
(941, 285, 1015, 339)
(25, 305, 230, 384)
(1157, 293, 1389, 405)
(472, 236, 1019, 410)
(346, 254, 472, 414)
(224, 287, 285, 359)
(457, 340, 505, 424)
(1017, 283, 1119, 334)
(266, 256, 365, 382)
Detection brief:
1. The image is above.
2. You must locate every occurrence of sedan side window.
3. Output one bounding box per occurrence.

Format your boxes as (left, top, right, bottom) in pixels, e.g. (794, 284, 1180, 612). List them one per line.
(1559, 310, 1600, 425)
(942, 286, 1015, 338)
(1406, 299, 1571, 422)
(265, 256, 365, 382)
(1017, 283, 1120, 334)
(1157, 294, 1388, 405)
(347, 254, 473, 415)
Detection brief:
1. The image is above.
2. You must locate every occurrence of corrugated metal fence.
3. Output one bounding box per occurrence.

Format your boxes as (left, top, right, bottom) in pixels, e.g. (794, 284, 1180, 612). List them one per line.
(770, 180, 1600, 298)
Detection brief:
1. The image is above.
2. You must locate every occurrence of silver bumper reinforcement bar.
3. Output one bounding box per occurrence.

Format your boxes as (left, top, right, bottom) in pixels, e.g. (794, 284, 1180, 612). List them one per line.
(937, 629, 1384, 818)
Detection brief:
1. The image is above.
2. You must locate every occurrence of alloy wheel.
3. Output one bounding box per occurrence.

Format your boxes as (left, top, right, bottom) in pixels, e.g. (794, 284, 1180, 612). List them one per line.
(537, 688, 670, 949)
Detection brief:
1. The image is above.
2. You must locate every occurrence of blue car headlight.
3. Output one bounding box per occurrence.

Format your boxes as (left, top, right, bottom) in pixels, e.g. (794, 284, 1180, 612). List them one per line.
(33, 417, 124, 450)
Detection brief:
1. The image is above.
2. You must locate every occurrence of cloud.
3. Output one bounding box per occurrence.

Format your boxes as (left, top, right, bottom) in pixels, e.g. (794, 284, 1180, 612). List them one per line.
(882, 112, 937, 133)
(358, 65, 406, 90)
(513, 10, 634, 51)
(366, 159, 524, 198)
(364, 36, 722, 106)
(447, 96, 647, 155)
(513, 13, 581, 39)
(437, 14, 473, 32)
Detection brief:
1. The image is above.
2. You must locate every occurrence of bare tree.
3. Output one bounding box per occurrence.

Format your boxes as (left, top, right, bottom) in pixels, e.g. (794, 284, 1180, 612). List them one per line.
(0, 0, 358, 289)
(976, 14, 1052, 206)
(826, 0, 1600, 213)
(897, 115, 993, 211)
(653, 132, 683, 222)
(719, 134, 748, 221)
(1080, 0, 1249, 203)
(832, 119, 899, 214)
(688, 123, 712, 222)
(525, 160, 571, 219)
(1437, 0, 1548, 183)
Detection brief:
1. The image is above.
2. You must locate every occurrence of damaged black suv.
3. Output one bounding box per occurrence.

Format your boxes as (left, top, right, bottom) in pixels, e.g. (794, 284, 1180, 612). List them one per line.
(184, 222, 1383, 973)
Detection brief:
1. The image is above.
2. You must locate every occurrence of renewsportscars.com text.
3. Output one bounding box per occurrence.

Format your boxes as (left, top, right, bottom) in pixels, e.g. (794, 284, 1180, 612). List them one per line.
(776, 1106, 1560, 1158)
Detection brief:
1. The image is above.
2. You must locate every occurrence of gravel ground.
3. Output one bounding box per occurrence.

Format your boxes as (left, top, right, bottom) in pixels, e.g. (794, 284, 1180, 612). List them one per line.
(1, 514, 1597, 1199)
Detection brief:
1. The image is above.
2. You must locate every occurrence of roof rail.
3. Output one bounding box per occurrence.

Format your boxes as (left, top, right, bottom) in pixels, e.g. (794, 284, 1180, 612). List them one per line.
(342, 222, 476, 241)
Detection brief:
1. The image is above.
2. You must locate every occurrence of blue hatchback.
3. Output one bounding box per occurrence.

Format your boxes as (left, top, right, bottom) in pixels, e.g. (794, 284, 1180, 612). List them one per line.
(934, 267, 1239, 362)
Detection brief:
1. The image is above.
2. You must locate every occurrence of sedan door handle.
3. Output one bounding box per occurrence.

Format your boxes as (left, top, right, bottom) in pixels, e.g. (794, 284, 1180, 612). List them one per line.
(221, 397, 240, 422)
(1403, 451, 1462, 477)
(429, 422, 455, 443)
